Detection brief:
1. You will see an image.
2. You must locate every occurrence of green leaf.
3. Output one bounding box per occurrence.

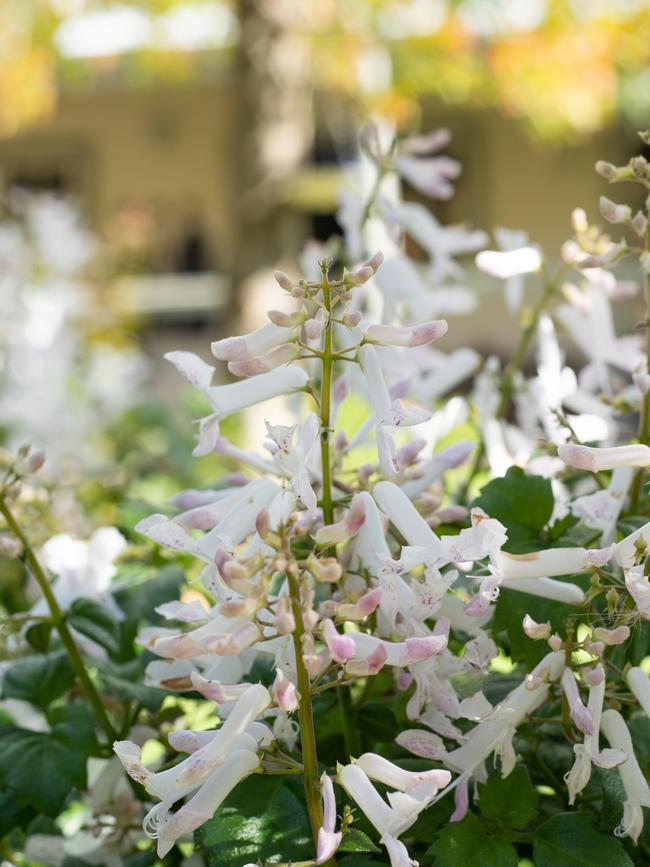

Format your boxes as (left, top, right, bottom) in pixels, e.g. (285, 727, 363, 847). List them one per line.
(428, 813, 518, 866)
(68, 598, 121, 655)
(533, 813, 635, 867)
(0, 702, 97, 815)
(95, 656, 167, 712)
(477, 766, 539, 829)
(197, 775, 313, 867)
(25, 621, 53, 653)
(2, 651, 74, 709)
(474, 467, 554, 552)
(339, 828, 381, 854)
(0, 788, 35, 835)
(357, 702, 398, 743)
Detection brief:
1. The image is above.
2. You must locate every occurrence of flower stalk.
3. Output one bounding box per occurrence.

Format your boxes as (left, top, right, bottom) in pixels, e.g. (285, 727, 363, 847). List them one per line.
(0, 494, 116, 743)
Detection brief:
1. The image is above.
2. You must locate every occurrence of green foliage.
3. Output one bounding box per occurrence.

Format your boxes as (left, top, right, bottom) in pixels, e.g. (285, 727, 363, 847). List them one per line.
(0, 703, 99, 816)
(2, 650, 74, 709)
(533, 813, 635, 867)
(477, 767, 539, 830)
(428, 813, 518, 866)
(474, 466, 554, 552)
(197, 775, 313, 867)
(68, 598, 121, 655)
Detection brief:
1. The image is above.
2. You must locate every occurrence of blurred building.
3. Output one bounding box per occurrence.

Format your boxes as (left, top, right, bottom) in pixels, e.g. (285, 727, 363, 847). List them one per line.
(0, 1, 645, 366)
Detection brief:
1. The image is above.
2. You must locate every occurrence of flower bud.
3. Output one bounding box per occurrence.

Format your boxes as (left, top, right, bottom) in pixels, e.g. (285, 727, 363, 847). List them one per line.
(548, 634, 563, 651)
(274, 270, 294, 291)
(599, 196, 631, 225)
(595, 160, 619, 180)
(307, 553, 343, 583)
(522, 614, 551, 640)
(0, 533, 22, 558)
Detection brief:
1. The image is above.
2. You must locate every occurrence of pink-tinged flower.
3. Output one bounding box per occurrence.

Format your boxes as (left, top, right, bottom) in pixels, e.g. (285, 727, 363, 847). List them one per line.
(402, 440, 475, 498)
(337, 763, 424, 867)
(228, 343, 298, 377)
(625, 565, 650, 619)
(599, 196, 632, 225)
(345, 643, 388, 677)
(450, 774, 470, 822)
(564, 665, 626, 805)
(337, 587, 383, 621)
(592, 625, 630, 645)
(155, 749, 260, 857)
(522, 614, 551, 641)
(316, 773, 342, 864)
(601, 709, 650, 843)
(395, 729, 447, 761)
(321, 618, 356, 663)
(211, 322, 294, 361)
(395, 153, 461, 200)
(364, 320, 448, 348)
(272, 668, 298, 712)
(559, 442, 650, 472)
(627, 667, 650, 720)
(115, 685, 271, 854)
(315, 495, 366, 546)
(346, 632, 447, 668)
(189, 672, 252, 704)
(356, 752, 451, 801)
(561, 669, 594, 735)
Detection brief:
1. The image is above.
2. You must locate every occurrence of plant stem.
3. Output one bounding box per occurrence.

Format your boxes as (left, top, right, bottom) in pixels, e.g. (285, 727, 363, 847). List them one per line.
(286, 566, 323, 845)
(319, 267, 360, 760)
(0, 495, 116, 743)
(459, 278, 558, 502)
(630, 224, 650, 512)
(320, 269, 334, 527)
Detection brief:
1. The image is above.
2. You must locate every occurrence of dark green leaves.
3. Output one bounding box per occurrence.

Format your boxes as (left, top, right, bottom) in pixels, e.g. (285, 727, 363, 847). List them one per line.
(477, 767, 539, 829)
(0, 703, 99, 816)
(69, 598, 121, 655)
(474, 467, 554, 552)
(428, 814, 518, 867)
(339, 828, 381, 854)
(2, 650, 74, 709)
(533, 813, 635, 866)
(197, 775, 313, 867)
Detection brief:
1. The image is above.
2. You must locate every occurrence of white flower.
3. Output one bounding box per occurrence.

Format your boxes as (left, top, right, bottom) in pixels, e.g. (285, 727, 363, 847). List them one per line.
(601, 709, 650, 843)
(317, 773, 342, 864)
(265, 414, 319, 513)
(337, 763, 423, 867)
(558, 443, 650, 472)
(625, 565, 650, 619)
(564, 666, 625, 804)
(165, 352, 309, 455)
(476, 228, 542, 313)
(627, 667, 650, 720)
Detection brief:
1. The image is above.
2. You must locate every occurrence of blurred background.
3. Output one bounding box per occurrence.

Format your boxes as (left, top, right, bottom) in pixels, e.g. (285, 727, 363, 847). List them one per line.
(1, 0, 650, 499)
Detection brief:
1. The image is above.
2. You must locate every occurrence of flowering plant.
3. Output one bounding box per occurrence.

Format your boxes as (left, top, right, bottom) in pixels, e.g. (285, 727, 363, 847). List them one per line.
(2, 126, 650, 867)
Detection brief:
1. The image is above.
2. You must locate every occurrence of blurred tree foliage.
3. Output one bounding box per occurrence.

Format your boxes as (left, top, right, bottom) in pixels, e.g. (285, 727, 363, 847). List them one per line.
(2, 0, 650, 141)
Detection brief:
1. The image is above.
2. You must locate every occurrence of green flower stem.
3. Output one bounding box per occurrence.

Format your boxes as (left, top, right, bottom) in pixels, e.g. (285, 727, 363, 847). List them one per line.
(459, 278, 558, 502)
(629, 224, 650, 512)
(319, 268, 361, 761)
(0, 495, 117, 744)
(286, 565, 323, 845)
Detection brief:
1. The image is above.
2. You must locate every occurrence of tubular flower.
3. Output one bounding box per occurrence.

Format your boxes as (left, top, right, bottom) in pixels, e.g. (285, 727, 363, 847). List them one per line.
(601, 709, 650, 843)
